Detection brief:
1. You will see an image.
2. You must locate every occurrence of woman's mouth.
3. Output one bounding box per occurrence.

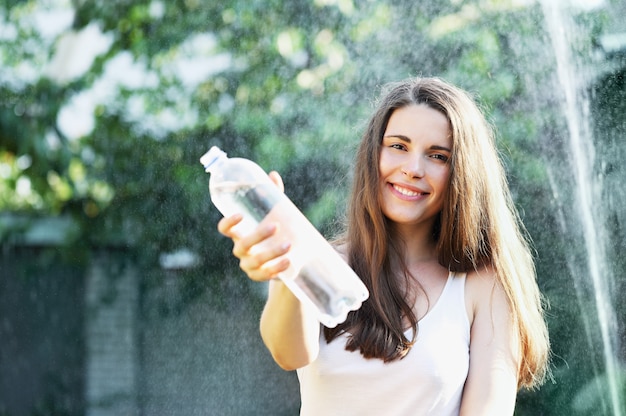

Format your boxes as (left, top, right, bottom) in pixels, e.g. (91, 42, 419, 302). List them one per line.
(391, 183, 426, 197)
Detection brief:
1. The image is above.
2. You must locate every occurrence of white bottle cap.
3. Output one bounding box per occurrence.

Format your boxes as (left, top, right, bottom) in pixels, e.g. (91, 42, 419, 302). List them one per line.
(199, 146, 227, 172)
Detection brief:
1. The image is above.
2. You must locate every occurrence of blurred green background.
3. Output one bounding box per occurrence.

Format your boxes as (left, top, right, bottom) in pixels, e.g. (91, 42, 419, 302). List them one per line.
(1, 0, 625, 415)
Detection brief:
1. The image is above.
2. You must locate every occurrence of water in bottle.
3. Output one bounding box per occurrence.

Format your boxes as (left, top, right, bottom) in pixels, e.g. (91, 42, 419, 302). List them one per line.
(200, 146, 369, 327)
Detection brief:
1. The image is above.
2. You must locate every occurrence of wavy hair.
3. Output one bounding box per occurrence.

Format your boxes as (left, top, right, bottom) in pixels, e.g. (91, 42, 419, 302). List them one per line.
(326, 77, 549, 389)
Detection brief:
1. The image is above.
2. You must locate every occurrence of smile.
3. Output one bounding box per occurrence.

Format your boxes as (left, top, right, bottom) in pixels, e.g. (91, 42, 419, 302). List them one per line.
(392, 184, 424, 197)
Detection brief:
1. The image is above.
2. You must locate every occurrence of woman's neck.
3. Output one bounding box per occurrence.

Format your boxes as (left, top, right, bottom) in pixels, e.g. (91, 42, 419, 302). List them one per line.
(391, 221, 439, 266)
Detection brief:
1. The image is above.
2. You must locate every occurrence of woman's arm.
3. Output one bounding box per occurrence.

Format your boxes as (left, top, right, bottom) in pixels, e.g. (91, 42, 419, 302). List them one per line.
(460, 268, 520, 415)
(260, 279, 320, 370)
(217, 171, 320, 370)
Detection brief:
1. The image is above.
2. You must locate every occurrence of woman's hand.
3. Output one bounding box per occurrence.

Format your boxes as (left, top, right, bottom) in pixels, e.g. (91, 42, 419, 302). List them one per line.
(216, 171, 292, 282)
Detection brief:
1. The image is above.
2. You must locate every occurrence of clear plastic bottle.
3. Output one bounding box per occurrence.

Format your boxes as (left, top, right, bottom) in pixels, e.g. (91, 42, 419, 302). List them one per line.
(200, 146, 369, 328)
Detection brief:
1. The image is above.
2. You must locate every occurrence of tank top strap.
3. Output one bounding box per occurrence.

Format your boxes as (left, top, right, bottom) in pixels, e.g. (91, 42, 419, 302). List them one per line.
(448, 271, 467, 294)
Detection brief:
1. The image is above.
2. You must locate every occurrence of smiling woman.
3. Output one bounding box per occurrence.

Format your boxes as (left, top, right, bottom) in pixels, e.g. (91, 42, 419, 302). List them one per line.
(218, 77, 550, 415)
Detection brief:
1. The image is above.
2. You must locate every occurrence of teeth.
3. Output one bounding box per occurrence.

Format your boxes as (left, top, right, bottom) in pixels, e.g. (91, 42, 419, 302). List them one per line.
(393, 184, 420, 196)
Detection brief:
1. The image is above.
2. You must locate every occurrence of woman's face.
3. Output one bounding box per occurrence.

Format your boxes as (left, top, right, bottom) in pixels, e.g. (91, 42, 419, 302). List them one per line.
(378, 104, 452, 230)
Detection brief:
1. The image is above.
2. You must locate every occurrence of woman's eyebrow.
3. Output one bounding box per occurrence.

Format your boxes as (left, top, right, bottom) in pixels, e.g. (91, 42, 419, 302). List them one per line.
(384, 135, 451, 153)
(383, 134, 411, 143)
(431, 145, 452, 152)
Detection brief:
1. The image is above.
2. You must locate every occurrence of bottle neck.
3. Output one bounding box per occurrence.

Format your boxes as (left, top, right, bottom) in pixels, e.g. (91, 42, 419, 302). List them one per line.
(200, 146, 228, 173)
(206, 155, 226, 174)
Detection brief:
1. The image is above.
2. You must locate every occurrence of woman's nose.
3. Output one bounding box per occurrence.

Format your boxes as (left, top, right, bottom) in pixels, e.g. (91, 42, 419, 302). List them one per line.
(401, 157, 425, 178)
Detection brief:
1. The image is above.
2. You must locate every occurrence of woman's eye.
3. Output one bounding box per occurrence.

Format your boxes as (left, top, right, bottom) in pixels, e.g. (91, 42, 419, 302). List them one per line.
(390, 143, 406, 150)
(431, 154, 449, 162)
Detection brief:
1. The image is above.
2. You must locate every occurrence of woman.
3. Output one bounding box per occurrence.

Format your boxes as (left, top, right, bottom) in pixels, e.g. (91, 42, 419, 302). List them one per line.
(218, 77, 550, 415)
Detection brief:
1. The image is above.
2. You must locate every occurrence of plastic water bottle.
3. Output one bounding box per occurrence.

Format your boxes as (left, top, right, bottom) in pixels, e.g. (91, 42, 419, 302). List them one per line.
(200, 146, 369, 328)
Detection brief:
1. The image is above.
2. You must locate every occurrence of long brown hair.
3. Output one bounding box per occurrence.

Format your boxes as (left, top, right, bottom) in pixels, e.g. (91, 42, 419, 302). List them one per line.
(326, 77, 549, 389)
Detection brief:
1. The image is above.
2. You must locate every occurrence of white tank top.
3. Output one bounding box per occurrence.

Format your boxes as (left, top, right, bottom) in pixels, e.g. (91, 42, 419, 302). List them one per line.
(297, 271, 470, 416)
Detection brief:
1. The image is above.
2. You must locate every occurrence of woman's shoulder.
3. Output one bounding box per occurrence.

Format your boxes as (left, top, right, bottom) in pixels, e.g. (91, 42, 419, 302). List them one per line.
(464, 266, 509, 324)
(465, 265, 498, 292)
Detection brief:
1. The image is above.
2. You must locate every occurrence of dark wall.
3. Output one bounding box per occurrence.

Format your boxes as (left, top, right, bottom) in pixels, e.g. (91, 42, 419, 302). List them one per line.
(0, 247, 86, 416)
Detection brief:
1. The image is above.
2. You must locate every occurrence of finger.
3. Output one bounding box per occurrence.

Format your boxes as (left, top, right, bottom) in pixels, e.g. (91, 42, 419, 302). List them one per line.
(246, 257, 291, 282)
(242, 250, 292, 282)
(238, 240, 291, 275)
(217, 213, 243, 238)
(232, 221, 279, 258)
(268, 171, 285, 193)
